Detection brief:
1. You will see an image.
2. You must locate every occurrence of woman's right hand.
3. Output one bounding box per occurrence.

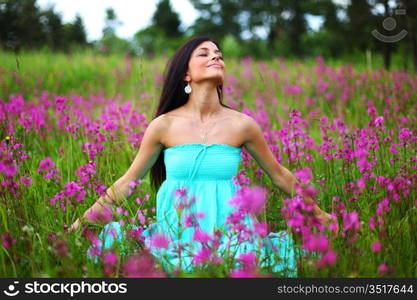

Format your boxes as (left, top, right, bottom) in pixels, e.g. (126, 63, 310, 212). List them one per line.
(67, 218, 82, 233)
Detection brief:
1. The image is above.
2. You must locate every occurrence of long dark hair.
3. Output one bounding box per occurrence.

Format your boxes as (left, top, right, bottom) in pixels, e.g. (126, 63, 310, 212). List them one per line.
(149, 36, 234, 192)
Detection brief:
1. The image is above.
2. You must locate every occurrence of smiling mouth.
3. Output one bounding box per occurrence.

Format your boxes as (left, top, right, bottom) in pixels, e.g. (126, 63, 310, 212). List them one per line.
(208, 65, 222, 68)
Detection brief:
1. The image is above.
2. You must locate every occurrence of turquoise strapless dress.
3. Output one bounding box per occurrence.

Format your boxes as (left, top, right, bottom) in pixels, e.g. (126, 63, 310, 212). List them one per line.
(88, 143, 298, 277)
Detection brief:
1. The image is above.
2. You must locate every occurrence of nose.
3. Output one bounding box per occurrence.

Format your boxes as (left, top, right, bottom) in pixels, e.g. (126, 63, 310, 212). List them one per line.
(211, 53, 221, 60)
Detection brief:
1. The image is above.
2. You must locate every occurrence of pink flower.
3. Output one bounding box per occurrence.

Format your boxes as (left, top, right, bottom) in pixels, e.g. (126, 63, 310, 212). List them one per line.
(316, 249, 337, 268)
(295, 168, 313, 185)
(378, 263, 388, 274)
(369, 217, 376, 230)
(237, 252, 257, 268)
(103, 120, 118, 131)
(175, 194, 196, 210)
(357, 176, 366, 189)
(137, 211, 146, 225)
(85, 205, 113, 224)
(195, 212, 205, 219)
(354, 148, 370, 158)
(0, 158, 18, 177)
(38, 157, 61, 181)
(399, 128, 411, 141)
(230, 252, 262, 278)
(371, 241, 382, 252)
(228, 186, 266, 215)
(75, 161, 96, 184)
(183, 214, 198, 228)
(342, 211, 361, 232)
(193, 229, 212, 244)
(103, 252, 118, 265)
(123, 252, 166, 278)
(1, 232, 16, 248)
(389, 143, 398, 155)
(226, 210, 246, 225)
(192, 247, 212, 265)
(20, 176, 32, 187)
(374, 116, 384, 126)
(356, 157, 372, 173)
(95, 183, 107, 197)
(64, 181, 86, 202)
(303, 234, 329, 253)
(174, 187, 188, 199)
(129, 179, 142, 189)
(254, 222, 268, 237)
(149, 234, 170, 249)
(38, 157, 55, 172)
(54, 96, 67, 112)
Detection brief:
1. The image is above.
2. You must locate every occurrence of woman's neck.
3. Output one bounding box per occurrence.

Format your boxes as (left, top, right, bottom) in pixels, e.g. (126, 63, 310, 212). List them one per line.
(183, 84, 222, 123)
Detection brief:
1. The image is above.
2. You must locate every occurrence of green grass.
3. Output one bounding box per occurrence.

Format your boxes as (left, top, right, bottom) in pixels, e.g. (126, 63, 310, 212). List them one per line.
(0, 49, 416, 277)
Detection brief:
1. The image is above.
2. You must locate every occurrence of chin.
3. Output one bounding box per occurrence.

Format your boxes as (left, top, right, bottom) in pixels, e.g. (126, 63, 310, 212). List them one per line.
(200, 75, 223, 85)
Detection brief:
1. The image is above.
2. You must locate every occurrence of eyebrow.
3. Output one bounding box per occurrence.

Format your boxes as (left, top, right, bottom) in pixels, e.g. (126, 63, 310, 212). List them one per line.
(197, 47, 222, 54)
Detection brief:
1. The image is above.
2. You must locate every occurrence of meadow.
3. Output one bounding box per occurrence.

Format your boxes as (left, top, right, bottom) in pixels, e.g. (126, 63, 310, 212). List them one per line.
(0, 49, 416, 277)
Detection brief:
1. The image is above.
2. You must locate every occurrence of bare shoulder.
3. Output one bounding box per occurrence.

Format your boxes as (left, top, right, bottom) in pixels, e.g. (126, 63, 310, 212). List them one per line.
(233, 111, 260, 143)
(150, 113, 171, 128)
(235, 111, 254, 125)
(223, 108, 247, 124)
(145, 114, 171, 145)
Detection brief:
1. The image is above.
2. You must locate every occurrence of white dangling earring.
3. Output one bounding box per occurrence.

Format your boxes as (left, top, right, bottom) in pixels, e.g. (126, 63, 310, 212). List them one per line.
(184, 81, 192, 94)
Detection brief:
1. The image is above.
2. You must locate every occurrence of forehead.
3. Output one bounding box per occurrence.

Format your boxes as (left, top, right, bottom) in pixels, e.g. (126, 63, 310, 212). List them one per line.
(194, 41, 221, 53)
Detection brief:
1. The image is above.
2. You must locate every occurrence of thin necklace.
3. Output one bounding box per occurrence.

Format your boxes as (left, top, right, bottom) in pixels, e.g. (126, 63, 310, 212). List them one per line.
(198, 110, 221, 144)
(199, 120, 216, 144)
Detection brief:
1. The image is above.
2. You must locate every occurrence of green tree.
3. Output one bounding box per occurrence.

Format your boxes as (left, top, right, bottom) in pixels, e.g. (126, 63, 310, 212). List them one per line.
(346, 0, 376, 52)
(397, 0, 417, 72)
(301, 0, 348, 58)
(152, 0, 182, 38)
(0, 0, 44, 51)
(39, 6, 65, 51)
(0, 0, 89, 52)
(102, 7, 122, 36)
(66, 14, 87, 45)
(98, 7, 131, 54)
(188, 0, 242, 43)
(133, 25, 166, 57)
(239, 0, 310, 58)
(133, 0, 186, 57)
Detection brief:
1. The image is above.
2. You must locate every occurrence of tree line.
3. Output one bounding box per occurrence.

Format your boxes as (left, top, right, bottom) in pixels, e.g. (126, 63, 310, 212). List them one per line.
(1, 0, 416, 71)
(0, 0, 88, 52)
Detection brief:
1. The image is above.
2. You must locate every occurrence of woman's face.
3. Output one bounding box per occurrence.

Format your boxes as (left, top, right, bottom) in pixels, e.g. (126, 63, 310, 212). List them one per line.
(184, 41, 225, 86)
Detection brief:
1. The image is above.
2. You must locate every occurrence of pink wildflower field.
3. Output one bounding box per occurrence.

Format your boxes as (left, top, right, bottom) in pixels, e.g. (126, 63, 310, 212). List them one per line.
(0, 52, 416, 277)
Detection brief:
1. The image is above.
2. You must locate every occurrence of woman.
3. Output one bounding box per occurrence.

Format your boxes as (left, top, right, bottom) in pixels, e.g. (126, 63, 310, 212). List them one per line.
(69, 36, 338, 276)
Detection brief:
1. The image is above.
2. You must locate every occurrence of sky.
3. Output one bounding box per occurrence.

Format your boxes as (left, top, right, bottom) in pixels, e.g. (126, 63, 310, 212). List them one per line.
(37, 0, 199, 42)
(36, 0, 352, 43)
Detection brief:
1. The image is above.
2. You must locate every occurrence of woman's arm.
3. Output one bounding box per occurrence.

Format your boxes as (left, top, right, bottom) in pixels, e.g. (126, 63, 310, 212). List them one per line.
(68, 177, 131, 232)
(68, 115, 168, 232)
(241, 115, 339, 237)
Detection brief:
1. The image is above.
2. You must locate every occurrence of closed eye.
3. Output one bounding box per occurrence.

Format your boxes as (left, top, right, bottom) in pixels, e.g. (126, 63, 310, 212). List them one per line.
(199, 54, 223, 60)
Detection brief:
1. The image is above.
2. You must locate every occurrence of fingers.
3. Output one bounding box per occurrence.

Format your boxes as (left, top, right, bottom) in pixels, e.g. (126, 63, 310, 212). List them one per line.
(67, 222, 79, 234)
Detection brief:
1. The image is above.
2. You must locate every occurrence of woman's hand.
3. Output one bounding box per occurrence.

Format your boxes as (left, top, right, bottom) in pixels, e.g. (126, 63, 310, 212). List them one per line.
(315, 210, 339, 239)
(67, 218, 83, 234)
